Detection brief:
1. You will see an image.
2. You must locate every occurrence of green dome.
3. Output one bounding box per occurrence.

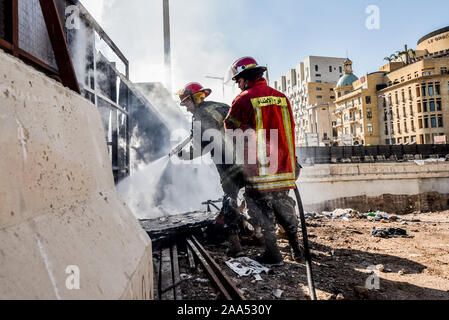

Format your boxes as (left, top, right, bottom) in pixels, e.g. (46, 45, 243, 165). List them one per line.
(336, 73, 359, 88)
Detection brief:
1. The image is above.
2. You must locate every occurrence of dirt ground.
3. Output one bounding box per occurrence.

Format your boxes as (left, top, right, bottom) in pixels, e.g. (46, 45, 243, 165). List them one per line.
(179, 210, 449, 300)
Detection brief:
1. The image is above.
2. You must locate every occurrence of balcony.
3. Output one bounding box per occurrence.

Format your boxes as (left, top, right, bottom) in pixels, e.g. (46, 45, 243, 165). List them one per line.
(333, 120, 344, 128)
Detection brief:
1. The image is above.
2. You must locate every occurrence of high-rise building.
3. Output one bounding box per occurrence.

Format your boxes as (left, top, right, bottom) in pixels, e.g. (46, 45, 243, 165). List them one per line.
(278, 56, 346, 146)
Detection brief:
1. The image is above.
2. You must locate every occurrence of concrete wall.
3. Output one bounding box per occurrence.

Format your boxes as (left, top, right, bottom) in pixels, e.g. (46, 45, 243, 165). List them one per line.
(298, 162, 449, 214)
(0, 49, 153, 300)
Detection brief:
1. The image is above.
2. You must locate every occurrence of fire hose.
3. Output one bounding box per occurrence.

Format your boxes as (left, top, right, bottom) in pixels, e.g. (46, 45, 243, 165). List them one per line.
(168, 133, 193, 158)
(294, 183, 317, 300)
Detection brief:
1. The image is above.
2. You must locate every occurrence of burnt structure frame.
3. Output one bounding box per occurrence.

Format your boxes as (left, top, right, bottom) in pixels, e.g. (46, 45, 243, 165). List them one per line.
(0, 0, 133, 183)
(0, 0, 79, 92)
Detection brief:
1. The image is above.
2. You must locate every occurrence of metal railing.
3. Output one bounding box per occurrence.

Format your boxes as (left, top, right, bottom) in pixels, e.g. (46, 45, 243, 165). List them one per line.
(297, 144, 449, 165)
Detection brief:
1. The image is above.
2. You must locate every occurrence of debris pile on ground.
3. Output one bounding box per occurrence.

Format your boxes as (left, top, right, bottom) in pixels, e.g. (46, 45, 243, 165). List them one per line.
(177, 210, 449, 300)
(306, 209, 406, 224)
(141, 211, 218, 245)
(372, 227, 414, 239)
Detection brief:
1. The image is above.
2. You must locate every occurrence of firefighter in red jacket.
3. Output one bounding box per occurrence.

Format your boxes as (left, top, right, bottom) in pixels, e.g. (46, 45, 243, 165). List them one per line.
(224, 57, 303, 265)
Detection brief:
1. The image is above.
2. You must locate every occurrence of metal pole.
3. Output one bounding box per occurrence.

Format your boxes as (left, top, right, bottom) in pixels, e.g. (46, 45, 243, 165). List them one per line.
(205, 76, 225, 101)
(163, 0, 172, 93)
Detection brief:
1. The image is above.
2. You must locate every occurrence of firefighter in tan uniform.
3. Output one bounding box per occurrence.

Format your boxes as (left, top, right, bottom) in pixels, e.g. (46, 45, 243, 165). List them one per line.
(176, 83, 246, 256)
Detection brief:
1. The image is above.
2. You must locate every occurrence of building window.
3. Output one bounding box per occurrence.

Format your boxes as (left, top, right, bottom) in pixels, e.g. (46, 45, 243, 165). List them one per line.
(422, 84, 427, 97)
(365, 96, 372, 104)
(423, 101, 428, 112)
(417, 102, 422, 113)
(437, 100, 442, 111)
(316, 87, 322, 91)
(412, 136, 417, 143)
(416, 86, 421, 98)
(428, 85, 434, 96)
(438, 116, 443, 127)
(367, 123, 373, 133)
(317, 96, 323, 99)
(316, 74, 321, 77)
(430, 101, 436, 112)
(367, 110, 373, 119)
(418, 118, 423, 129)
(436, 82, 440, 95)
(329, 66, 333, 73)
(431, 117, 437, 128)
(424, 117, 429, 128)
(315, 65, 319, 72)
(339, 66, 343, 73)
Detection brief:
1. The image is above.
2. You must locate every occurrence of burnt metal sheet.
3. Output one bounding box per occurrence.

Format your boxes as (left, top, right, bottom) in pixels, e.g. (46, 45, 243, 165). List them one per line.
(140, 211, 219, 246)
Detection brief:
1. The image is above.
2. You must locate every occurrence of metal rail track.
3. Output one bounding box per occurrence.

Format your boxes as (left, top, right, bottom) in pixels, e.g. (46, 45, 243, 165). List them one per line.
(186, 236, 246, 301)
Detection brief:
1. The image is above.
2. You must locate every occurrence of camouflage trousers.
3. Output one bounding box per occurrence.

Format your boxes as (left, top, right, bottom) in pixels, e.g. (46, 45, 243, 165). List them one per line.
(218, 165, 246, 236)
(245, 190, 300, 260)
(245, 190, 299, 238)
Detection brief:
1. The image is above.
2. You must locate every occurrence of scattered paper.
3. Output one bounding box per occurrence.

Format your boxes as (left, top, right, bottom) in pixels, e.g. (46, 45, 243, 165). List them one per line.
(225, 257, 270, 281)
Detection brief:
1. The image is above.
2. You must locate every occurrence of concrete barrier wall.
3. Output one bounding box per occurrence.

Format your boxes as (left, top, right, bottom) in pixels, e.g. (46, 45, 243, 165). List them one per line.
(0, 50, 153, 300)
(298, 162, 449, 214)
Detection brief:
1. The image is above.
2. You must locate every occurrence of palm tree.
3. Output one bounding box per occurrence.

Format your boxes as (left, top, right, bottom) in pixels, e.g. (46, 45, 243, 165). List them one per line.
(396, 50, 407, 63)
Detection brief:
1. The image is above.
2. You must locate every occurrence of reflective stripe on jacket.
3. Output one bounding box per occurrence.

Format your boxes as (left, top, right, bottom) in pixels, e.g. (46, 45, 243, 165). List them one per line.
(224, 78, 296, 192)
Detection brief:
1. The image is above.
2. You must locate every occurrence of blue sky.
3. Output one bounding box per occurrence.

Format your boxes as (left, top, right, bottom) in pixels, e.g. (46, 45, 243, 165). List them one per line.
(82, 0, 449, 103)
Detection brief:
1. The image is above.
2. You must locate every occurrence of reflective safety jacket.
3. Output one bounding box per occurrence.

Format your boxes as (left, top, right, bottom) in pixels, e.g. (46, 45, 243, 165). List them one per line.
(224, 78, 297, 192)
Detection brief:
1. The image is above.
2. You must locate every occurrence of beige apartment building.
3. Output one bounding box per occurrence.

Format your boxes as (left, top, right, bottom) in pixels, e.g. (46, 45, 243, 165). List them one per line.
(274, 26, 449, 146)
(334, 59, 385, 146)
(378, 57, 449, 145)
(333, 26, 449, 146)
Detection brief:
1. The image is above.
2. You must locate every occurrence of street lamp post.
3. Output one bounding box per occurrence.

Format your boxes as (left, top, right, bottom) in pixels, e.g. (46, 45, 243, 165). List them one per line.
(205, 76, 225, 100)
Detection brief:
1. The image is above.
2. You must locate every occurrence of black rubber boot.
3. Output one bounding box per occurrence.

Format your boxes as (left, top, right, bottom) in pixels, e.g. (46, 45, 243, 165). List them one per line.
(256, 234, 283, 266)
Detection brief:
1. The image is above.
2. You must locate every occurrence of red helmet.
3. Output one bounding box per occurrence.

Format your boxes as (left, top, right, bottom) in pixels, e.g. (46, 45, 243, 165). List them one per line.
(176, 82, 212, 105)
(226, 56, 267, 83)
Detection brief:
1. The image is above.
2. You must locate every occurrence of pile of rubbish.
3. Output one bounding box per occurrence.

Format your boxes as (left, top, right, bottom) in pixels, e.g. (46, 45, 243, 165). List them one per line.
(305, 209, 403, 223)
(372, 227, 414, 239)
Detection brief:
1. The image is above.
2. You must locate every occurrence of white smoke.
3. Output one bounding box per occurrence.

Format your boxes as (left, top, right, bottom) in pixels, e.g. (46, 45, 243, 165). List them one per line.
(117, 156, 223, 220)
(80, 0, 240, 104)
(79, 0, 240, 219)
